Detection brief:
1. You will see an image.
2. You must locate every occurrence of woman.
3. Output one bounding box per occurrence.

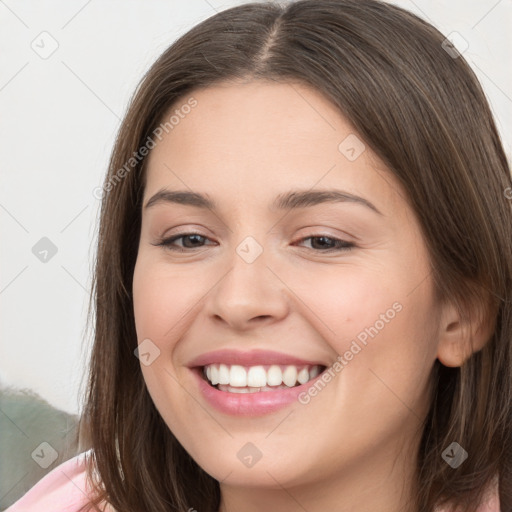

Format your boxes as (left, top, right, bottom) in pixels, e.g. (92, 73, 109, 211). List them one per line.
(7, 1, 510, 511)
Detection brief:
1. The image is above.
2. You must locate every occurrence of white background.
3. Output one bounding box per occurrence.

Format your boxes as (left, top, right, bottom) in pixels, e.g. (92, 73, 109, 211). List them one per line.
(1, 0, 511, 415)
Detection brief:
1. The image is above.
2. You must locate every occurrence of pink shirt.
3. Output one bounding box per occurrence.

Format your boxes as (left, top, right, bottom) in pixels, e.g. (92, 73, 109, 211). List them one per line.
(5, 451, 500, 512)
(5, 450, 113, 512)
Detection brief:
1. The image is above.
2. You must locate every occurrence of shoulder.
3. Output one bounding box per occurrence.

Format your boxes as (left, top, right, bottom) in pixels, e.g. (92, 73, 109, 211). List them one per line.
(5, 450, 115, 512)
(435, 474, 500, 512)
(477, 475, 500, 512)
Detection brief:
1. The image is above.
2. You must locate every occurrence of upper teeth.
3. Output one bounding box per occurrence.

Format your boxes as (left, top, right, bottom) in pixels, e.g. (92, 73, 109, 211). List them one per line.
(204, 364, 322, 388)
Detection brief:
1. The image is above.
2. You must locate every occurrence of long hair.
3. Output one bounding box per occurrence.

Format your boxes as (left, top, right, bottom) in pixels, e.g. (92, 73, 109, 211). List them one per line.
(78, 1, 512, 511)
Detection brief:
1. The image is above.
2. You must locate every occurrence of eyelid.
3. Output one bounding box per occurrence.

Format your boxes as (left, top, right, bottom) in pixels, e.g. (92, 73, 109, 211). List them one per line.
(159, 224, 213, 239)
(291, 225, 356, 242)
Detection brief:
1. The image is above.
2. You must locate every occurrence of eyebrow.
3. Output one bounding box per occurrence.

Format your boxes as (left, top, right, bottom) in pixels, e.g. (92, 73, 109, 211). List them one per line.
(144, 188, 382, 215)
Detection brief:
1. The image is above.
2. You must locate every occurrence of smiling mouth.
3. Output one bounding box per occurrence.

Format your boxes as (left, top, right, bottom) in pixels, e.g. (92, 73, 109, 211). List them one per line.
(200, 363, 327, 393)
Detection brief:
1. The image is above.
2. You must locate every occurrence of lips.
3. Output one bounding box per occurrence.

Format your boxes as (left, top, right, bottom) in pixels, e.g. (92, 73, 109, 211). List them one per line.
(187, 349, 332, 415)
(187, 349, 329, 368)
(190, 365, 328, 416)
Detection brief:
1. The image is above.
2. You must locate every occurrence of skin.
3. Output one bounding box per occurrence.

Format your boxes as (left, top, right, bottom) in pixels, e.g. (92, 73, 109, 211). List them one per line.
(132, 80, 486, 512)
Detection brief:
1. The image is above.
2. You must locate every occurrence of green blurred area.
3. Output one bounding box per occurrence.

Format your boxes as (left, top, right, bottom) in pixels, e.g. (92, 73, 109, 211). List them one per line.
(0, 386, 81, 510)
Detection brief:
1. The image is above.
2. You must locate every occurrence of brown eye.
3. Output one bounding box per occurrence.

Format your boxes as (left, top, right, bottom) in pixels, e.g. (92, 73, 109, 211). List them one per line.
(294, 236, 354, 252)
(155, 233, 214, 252)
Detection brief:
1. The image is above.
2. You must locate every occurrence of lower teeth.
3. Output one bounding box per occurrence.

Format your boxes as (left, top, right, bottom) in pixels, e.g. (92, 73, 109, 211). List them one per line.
(216, 383, 296, 393)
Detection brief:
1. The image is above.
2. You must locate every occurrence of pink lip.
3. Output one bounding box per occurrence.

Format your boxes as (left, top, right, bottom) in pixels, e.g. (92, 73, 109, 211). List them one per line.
(187, 349, 327, 368)
(190, 366, 327, 417)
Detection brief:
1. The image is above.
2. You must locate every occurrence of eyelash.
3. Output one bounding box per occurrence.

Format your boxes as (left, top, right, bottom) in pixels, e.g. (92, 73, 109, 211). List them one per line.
(154, 232, 355, 253)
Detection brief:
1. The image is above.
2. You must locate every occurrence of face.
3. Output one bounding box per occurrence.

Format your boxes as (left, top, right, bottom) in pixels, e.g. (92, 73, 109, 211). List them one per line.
(132, 80, 441, 501)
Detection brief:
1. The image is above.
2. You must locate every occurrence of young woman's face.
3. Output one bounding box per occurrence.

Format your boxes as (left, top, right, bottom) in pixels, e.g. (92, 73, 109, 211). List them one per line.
(133, 81, 442, 505)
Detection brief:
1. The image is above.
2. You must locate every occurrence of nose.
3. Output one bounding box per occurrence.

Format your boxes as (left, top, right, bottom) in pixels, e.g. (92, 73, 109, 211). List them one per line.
(204, 243, 290, 331)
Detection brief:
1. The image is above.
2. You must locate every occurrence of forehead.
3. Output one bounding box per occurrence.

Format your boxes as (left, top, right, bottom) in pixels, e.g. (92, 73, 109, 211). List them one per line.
(143, 80, 404, 216)
(150, 80, 349, 159)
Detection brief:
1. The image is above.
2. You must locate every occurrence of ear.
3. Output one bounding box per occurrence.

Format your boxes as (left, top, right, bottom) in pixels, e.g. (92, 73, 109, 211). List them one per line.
(436, 296, 495, 367)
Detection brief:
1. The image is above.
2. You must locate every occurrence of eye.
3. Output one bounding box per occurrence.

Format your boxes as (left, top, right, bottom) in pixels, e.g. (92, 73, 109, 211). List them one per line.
(153, 233, 355, 253)
(154, 232, 214, 252)
(293, 235, 354, 253)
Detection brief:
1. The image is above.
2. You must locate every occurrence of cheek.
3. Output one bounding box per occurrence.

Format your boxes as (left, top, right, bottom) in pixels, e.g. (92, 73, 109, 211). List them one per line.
(286, 264, 402, 337)
(132, 258, 203, 435)
(291, 263, 439, 380)
(132, 256, 207, 343)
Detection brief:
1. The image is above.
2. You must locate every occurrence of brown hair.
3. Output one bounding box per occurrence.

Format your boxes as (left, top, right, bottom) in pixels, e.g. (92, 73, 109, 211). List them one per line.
(77, 1, 512, 511)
